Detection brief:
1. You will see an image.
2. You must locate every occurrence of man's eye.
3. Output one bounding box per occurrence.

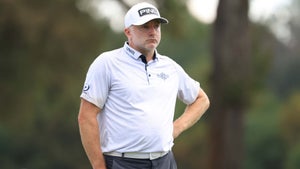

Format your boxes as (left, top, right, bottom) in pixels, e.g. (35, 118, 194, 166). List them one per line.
(143, 25, 149, 29)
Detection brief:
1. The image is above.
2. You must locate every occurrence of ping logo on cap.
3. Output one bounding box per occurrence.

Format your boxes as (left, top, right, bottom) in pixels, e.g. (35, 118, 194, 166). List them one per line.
(138, 7, 158, 17)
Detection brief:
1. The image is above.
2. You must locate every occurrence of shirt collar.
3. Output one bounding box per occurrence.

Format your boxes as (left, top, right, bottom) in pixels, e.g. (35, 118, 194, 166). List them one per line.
(123, 42, 158, 61)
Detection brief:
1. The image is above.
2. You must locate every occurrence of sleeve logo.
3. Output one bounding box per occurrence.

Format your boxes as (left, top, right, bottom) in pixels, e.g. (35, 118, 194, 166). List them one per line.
(83, 84, 90, 91)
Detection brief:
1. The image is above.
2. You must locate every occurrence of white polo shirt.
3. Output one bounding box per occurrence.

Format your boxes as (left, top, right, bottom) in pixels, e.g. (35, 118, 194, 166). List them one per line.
(80, 42, 200, 153)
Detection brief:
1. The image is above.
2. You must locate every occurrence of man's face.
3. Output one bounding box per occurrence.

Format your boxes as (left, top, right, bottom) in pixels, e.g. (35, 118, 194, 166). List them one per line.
(125, 19, 161, 54)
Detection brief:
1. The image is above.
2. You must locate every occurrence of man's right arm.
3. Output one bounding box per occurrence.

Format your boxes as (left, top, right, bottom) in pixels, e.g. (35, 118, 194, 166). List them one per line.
(78, 99, 106, 169)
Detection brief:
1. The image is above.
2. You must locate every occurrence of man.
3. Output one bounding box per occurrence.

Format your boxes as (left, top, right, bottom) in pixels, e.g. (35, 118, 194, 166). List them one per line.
(78, 2, 210, 169)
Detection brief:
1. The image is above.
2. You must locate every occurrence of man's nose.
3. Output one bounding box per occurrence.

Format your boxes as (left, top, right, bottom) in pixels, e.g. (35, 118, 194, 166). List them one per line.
(148, 26, 157, 34)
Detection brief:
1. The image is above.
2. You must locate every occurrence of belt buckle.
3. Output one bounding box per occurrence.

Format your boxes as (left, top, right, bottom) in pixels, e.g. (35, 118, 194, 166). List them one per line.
(149, 152, 163, 160)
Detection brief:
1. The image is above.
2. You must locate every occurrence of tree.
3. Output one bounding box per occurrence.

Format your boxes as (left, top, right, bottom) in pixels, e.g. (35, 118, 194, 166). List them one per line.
(208, 0, 252, 168)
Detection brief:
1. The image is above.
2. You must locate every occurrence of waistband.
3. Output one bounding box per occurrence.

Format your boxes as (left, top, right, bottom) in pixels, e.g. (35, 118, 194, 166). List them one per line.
(103, 151, 169, 160)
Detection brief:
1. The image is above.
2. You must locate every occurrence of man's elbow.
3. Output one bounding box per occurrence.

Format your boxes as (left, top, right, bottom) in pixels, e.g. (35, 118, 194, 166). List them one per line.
(199, 90, 210, 111)
(203, 95, 210, 111)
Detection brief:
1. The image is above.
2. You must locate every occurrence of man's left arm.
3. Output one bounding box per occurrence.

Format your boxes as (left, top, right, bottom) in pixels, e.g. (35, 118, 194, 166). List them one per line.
(173, 88, 210, 139)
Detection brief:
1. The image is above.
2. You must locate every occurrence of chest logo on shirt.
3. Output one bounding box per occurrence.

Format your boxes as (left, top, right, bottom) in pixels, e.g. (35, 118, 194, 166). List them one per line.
(157, 72, 169, 80)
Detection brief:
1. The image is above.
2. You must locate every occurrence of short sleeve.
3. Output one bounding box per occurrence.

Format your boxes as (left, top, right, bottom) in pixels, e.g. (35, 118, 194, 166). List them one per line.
(80, 55, 110, 109)
(175, 64, 200, 105)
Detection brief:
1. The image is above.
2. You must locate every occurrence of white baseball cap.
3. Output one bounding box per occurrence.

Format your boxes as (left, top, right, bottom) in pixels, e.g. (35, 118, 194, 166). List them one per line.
(124, 2, 169, 28)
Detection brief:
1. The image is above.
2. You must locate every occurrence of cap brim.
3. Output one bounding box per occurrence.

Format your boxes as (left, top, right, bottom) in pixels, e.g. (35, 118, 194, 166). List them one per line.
(132, 16, 169, 26)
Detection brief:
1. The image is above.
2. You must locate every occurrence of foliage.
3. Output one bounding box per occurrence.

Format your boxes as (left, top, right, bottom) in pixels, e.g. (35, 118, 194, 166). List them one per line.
(0, 0, 109, 168)
(244, 91, 286, 169)
(280, 92, 300, 169)
(284, 143, 300, 169)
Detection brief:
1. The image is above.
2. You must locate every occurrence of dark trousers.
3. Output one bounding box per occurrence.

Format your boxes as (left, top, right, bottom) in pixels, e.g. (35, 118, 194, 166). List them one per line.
(104, 151, 177, 169)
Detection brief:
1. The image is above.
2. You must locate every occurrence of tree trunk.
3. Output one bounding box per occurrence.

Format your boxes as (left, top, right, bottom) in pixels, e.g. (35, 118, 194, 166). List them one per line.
(208, 0, 251, 169)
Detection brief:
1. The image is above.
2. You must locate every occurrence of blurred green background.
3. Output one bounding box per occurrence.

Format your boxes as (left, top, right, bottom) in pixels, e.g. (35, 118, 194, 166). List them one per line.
(1, 0, 299, 168)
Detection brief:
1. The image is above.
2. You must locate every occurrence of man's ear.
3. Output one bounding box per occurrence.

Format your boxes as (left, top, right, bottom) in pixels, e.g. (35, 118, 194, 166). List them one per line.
(124, 28, 130, 37)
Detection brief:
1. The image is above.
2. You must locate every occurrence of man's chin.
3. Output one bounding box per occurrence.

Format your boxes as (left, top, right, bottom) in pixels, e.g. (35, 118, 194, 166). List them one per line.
(146, 43, 158, 50)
